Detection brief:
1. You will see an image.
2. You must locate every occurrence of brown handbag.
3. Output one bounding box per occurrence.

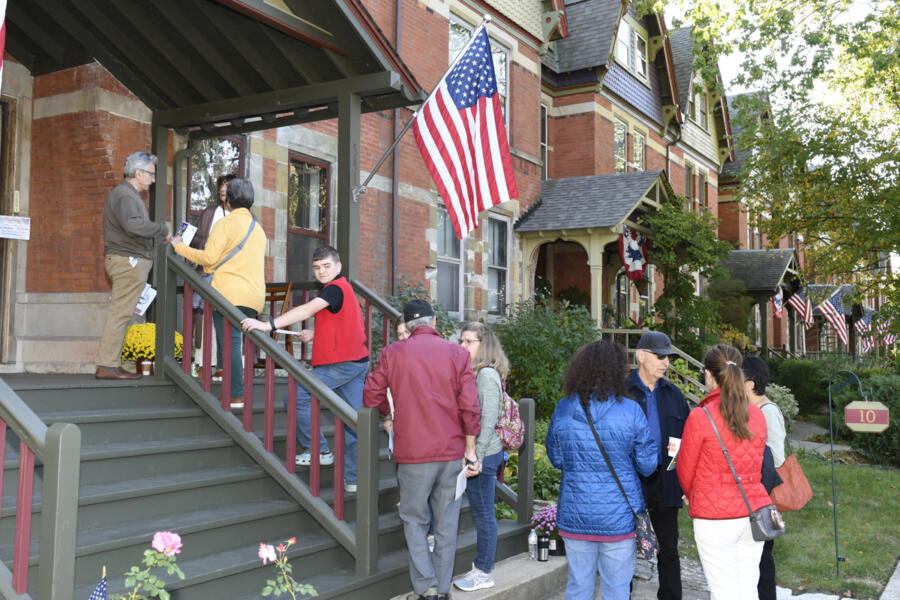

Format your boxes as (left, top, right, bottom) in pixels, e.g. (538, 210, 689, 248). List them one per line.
(770, 441, 813, 512)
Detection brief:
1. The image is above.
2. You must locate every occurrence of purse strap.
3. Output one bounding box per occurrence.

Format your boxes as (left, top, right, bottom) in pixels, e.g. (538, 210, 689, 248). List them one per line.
(212, 217, 257, 275)
(581, 400, 640, 520)
(702, 407, 754, 515)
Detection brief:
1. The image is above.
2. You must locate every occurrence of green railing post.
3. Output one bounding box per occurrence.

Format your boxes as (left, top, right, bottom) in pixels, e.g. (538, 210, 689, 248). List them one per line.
(37, 422, 80, 600)
(355, 407, 379, 576)
(516, 398, 535, 524)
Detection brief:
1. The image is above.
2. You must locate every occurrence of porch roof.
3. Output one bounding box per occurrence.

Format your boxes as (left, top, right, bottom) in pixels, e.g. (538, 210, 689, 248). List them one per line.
(719, 249, 799, 293)
(5, 0, 424, 134)
(515, 170, 669, 233)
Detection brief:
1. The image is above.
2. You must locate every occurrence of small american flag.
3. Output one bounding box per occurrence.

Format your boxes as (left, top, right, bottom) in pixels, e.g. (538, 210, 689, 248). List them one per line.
(817, 288, 848, 347)
(854, 313, 872, 336)
(413, 25, 518, 240)
(787, 289, 813, 327)
(88, 575, 107, 600)
(879, 319, 896, 346)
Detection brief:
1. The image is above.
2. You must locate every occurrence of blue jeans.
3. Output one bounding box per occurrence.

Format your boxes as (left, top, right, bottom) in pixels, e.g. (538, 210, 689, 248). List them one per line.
(291, 359, 369, 484)
(564, 536, 635, 600)
(213, 306, 257, 398)
(466, 450, 503, 572)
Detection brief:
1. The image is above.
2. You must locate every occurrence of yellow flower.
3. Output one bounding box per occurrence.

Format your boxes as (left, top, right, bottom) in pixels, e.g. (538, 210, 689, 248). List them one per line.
(122, 323, 185, 362)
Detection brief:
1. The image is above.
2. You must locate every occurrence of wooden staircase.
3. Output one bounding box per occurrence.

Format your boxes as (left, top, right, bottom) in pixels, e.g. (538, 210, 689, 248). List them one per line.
(2, 374, 530, 599)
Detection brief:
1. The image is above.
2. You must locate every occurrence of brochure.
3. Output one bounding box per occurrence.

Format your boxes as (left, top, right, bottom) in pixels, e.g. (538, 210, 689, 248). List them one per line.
(176, 221, 198, 246)
(134, 284, 157, 316)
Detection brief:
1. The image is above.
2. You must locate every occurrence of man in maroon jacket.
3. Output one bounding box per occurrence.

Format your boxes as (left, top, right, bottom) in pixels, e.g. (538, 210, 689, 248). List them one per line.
(364, 300, 481, 600)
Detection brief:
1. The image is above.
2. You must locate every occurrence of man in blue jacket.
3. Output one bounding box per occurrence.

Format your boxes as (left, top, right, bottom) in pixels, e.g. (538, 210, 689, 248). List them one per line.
(626, 332, 691, 600)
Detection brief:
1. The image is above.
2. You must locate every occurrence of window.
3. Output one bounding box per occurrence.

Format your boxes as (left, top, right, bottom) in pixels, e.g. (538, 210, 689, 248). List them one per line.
(695, 93, 708, 130)
(486, 216, 509, 315)
(685, 163, 694, 199)
(540, 104, 549, 180)
(698, 173, 707, 211)
(437, 206, 463, 314)
(632, 131, 645, 171)
(614, 119, 627, 173)
(187, 136, 244, 221)
(449, 16, 508, 120)
(287, 155, 329, 284)
(614, 19, 649, 83)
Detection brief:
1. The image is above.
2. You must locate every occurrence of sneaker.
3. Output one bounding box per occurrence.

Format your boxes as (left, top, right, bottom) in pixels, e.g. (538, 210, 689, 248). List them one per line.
(344, 481, 357, 493)
(453, 565, 494, 592)
(427, 534, 435, 553)
(295, 451, 334, 466)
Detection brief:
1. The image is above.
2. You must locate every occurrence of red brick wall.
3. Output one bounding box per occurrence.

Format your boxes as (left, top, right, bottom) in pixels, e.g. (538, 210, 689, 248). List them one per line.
(28, 66, 151, 293)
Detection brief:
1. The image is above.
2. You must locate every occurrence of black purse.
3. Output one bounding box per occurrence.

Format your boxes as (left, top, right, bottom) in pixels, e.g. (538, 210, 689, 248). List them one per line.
(581, 402, 659, 560)
(701, 407, 786, 542)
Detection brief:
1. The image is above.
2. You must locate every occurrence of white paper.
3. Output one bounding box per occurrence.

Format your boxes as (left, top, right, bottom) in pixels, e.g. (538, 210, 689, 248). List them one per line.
(176, 221, 198, 246)
(134, 284, 157, 315)
(0, 216, 31, 240)
(389, 431, 394, 454)
(274, 328, 303, 336)
(455, 467, 468, 500)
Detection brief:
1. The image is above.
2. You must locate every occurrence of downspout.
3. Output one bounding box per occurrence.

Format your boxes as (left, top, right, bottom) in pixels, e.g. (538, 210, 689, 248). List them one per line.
(391, 0, 403, 295)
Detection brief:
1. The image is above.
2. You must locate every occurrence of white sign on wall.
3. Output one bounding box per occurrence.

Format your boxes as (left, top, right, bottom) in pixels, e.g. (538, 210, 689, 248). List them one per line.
(0, 216, 31, 240)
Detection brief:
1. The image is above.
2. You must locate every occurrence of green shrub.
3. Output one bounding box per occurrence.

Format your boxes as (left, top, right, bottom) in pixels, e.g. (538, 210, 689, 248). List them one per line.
(500, 443, 561, 502)
(765, 383, 799, 430)
(534, 417, 550, 445)
(771, 359, 828, 414)
(832, 372, 900, 467)
(498, 299, 598, 418)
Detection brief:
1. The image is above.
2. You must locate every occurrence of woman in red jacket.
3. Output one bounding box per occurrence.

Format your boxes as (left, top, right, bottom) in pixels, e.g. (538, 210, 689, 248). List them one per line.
(676, 345, 770, 600)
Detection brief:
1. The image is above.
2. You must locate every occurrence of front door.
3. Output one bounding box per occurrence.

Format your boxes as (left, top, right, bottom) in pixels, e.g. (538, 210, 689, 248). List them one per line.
(287, 154, 330, 301)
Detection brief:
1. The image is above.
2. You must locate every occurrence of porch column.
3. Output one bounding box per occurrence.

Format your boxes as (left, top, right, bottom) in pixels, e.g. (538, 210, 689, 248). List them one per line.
(151, 119, 175, 379)
(586, 232, 615, 325)
(788, 307, 796, 354)
(337, 91, 361, 281)
(754, 293, 770, 358)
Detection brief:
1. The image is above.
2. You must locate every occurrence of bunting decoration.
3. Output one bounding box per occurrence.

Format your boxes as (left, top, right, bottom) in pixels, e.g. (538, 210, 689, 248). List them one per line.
(619, 224, 649, 282)
(772, 288, 784, 318)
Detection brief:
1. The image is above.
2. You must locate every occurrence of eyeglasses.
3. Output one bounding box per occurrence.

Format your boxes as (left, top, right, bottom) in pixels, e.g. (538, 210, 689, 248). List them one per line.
(460, 338, 480, 346)
(141, 169, 156, 179)
(651, 352, 671, 361)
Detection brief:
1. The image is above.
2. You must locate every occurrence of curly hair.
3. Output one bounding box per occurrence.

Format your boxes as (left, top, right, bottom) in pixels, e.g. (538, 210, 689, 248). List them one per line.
(563, 340, 628, 403)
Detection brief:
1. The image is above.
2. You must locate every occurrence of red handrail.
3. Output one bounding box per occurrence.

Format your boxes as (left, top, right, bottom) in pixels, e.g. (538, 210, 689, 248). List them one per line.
(13, 441, 35, 593)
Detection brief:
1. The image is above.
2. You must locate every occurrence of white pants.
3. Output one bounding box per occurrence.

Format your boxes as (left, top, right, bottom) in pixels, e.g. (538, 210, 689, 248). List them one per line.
(693, 517, 764, 600)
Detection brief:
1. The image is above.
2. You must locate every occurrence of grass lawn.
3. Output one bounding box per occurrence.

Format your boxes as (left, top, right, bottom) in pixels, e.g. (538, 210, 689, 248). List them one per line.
(677, 451, 900, 599)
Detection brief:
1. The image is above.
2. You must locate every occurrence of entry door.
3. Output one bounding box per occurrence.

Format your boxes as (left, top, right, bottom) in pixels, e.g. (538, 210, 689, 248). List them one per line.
(0, 99, 17, 362)
(286, 154, 330, 300)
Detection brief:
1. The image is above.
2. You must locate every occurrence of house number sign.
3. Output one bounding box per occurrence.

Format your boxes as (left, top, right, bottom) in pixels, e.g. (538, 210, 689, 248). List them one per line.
(844, 400, 889, 433)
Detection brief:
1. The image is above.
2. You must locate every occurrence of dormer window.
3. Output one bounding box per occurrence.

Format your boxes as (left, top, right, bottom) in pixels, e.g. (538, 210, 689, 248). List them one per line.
(691, 89, 709, 130)
(614, 18, 650, 85)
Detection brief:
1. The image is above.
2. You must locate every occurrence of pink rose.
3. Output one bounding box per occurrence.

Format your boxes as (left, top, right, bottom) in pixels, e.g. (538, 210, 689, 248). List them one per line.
(151, 531, 182, 557)
(258, 543, 277, 565)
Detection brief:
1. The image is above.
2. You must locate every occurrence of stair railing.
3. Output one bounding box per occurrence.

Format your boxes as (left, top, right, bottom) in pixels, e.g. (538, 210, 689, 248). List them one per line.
(164, 252, 380, 576)
(0, 378, 80, 600)
(600, 328, 707, 405)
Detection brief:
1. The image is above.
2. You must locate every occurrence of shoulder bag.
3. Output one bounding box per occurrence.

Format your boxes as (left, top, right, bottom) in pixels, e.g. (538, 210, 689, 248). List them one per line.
(581, 401, 658, 560)
(702, 407, 786, 542)
(212, 217, 257, 275)
(770, 438, 813, 512)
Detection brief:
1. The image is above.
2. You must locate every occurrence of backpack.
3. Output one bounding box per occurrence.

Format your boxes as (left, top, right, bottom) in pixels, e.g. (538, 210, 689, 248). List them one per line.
(495, 388, 525, 451)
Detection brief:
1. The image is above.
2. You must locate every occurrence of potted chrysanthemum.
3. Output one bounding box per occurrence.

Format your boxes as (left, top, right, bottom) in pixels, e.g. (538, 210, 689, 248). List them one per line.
(121, 323, 183, 375)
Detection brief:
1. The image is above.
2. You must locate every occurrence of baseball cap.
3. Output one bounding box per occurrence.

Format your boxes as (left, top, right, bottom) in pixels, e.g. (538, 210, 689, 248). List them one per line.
(636, 331, 676, 356)
(403, 299, 434, 323)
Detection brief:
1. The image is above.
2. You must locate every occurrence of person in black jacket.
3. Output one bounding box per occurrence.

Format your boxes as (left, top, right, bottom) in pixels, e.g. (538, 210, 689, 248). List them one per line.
(625, 332, 691, 600)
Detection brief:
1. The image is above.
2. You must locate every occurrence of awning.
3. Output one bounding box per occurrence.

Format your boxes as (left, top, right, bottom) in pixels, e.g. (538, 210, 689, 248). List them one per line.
(5, 0, 424, 134)
(719, 249, 799, 294)
(515, 170, 670, 234)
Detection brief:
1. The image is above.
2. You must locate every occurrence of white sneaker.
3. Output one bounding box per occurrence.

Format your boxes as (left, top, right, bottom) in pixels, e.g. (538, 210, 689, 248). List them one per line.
(453, 564, 494, 591)
(344, 481, 358, 493)
(295, 451, 334, 466)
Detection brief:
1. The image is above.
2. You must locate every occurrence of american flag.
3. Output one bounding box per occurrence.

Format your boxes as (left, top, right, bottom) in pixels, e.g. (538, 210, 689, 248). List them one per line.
(772, 288, 784, 318)
(879, 319, 896, 346)
(817, 287, 848, 347)
(413, 25, 518, 240)
(787, 290, 813, 327)
(88, 575, 107, 600)
(0, 0, 7, 88)
(854, 313, 872, 336)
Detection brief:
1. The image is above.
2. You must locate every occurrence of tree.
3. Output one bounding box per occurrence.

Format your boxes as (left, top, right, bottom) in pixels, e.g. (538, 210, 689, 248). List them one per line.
(635, 0, 900, 325)
(640, 195, 734, 357)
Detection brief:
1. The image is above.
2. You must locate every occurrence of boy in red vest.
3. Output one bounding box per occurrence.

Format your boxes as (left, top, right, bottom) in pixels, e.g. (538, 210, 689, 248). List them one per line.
(242, 246, 369, 492)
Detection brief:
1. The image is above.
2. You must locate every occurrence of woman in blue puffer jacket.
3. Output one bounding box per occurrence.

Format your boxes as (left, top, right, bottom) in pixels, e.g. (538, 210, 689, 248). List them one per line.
(547, 340, 658, 600)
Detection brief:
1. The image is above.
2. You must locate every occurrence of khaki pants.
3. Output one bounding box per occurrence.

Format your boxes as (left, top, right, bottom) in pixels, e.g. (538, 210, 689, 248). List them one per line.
(96, 254, 153, 368)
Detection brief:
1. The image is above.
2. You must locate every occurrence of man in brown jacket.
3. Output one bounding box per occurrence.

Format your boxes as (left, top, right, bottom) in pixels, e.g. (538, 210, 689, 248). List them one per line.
(95, 151, 169, 380)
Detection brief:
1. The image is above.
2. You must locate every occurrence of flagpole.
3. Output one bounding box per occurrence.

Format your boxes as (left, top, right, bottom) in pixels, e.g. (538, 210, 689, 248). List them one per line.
(352, 14, 493, 203)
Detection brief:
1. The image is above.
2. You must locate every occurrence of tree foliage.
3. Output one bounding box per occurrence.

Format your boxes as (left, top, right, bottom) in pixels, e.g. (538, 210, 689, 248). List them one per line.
(640, 195, 733, 356)
(635, 0, 900, 324)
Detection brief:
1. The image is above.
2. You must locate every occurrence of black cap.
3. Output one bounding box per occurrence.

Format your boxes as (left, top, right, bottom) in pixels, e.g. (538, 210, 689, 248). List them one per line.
(403, 299, 434, 323)
(636, 331, 676, 355)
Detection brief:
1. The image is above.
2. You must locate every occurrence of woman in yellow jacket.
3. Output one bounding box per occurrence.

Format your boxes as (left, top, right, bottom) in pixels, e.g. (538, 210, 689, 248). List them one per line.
(172, 178, 266, 407)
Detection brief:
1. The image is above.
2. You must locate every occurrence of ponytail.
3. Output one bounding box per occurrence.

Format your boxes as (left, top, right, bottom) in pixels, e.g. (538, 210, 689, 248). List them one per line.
(703, 344, 752, 439)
